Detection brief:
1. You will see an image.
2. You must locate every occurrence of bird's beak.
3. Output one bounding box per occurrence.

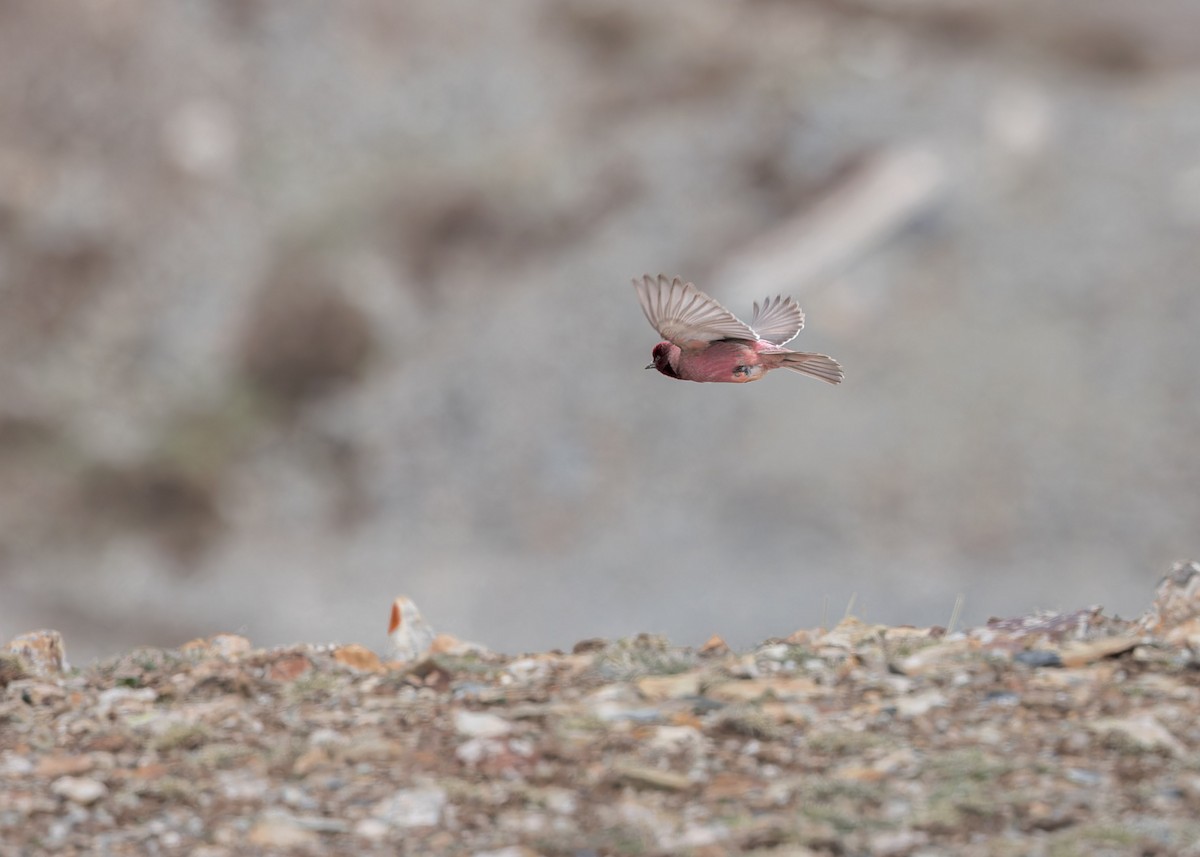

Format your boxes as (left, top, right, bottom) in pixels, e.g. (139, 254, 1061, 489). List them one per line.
(644, 363, 654, 370)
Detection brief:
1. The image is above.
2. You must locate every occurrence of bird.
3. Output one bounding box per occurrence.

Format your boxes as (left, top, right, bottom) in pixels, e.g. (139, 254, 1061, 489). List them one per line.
(633, 274, 844, 385)
(387, 595, 437, 662)
(385, 595, 489, 663)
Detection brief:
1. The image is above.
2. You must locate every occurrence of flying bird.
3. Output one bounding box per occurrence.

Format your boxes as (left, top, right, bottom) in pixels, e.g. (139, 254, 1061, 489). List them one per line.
(633, 274, 844, 385)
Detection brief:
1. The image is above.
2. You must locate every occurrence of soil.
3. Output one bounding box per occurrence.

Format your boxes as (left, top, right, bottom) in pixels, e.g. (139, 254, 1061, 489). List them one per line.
(3, 566, 1200, 856)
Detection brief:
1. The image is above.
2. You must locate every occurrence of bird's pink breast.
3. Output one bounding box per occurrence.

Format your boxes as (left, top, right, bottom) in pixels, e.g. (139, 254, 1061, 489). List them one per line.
(676, 340, 761, 383)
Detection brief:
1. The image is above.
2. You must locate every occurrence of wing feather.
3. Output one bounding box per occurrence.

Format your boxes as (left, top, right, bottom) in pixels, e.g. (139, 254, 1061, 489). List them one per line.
(749, 295, 805, 346)
(633, 275, 757, 349)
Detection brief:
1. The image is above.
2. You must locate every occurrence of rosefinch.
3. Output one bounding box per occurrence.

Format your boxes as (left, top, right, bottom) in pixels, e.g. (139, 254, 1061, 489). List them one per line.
(634, 274, 844, 384)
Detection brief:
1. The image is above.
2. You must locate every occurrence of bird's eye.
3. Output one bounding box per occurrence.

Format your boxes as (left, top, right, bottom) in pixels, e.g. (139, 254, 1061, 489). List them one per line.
(733, 365, 749, 377)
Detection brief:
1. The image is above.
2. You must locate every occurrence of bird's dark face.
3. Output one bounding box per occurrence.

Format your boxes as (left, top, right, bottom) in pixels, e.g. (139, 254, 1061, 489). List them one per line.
(648, 342, 682, 379)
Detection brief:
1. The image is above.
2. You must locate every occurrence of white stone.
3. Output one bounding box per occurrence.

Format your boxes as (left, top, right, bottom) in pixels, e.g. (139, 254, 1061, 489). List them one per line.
(647, 725, 703, 752)
(0, 753, 33, 775)
(354, 818, 390, 841)
(372, 785, 446, 828)
(505, 658, 549, 682)
(894, 690, 947, 718)
(543, 787, 577, 815)
(307, 727, 346, 747)
(455, 737, 490, 765)
(453, 709, 512, 738)
(95, 687, 157, 718)
(51, 776, 108, 805)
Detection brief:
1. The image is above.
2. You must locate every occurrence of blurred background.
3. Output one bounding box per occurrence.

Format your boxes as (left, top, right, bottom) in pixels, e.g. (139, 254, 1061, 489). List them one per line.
(2, 0, 1199, 662)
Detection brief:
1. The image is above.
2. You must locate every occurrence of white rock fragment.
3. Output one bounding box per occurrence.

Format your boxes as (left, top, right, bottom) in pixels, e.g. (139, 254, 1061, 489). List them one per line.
(648, 725, 704, 753)
(1090, 715, 1186, 757)
(586, 683, 661, 723)
(505, 657, 550, 683)
(372, 785, 446, 828)
(472, 848, 544, 857)
(218, 770, 270, 801)
(894, 690, 948, 718)
(0, 753, 33, 776)
(756, 643, 791, 661)
(280, 785, 317, 810)
(454, 710, 512, 739)
(636, 672, 701, 701)
(542, 787, 577, 815)
(95, 687, 157, 718)
(307, 727, 347, 748)
(354, 818, 390, 841)
(508, 737, 535, 757)
(247, 813, 318, 849)
(871, 828, 930, 856)
(455, 738, 490, 766)
(51, 776, 107, 805)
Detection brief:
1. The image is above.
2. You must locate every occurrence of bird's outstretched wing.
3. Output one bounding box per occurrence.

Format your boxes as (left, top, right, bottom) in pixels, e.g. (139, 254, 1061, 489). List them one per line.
(749, 295, 805, 346)
(633, 274, 757, 349)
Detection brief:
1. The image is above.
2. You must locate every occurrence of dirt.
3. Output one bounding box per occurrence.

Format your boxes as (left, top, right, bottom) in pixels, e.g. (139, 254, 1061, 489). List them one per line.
(3, 566, 1200, 856)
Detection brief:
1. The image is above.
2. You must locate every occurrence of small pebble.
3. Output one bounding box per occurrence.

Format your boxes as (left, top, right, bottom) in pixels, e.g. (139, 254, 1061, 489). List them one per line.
(453, 710, 512, 738)
(372, 785, 446, 828)
(51, 776, 107, 805)
(354, 818, 390, 841)
(246, 814, 318, 848)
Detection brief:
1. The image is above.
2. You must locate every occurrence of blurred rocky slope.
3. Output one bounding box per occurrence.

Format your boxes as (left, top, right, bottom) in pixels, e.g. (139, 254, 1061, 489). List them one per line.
(1, 0, 1200, 660)
(5, 570, 1200, 854)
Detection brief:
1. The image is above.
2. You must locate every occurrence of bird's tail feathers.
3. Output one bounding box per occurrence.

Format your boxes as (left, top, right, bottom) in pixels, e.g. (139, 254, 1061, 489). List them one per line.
(777, 352, 844, 385)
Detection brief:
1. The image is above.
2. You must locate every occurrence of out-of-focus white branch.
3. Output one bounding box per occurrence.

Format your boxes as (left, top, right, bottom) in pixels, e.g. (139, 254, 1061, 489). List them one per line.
(713, 144, 948, 301)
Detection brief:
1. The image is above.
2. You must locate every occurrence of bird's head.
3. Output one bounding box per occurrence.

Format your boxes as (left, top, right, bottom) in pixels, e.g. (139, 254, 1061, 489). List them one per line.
(647, 342, 682, 379)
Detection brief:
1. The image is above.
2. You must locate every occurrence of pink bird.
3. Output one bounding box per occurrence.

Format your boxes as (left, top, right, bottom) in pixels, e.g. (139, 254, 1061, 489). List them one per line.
(633, 274, 844, 385)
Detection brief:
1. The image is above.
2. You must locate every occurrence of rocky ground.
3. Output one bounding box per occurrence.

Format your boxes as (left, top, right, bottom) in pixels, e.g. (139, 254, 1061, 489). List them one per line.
(3, 566, 1200, 856)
